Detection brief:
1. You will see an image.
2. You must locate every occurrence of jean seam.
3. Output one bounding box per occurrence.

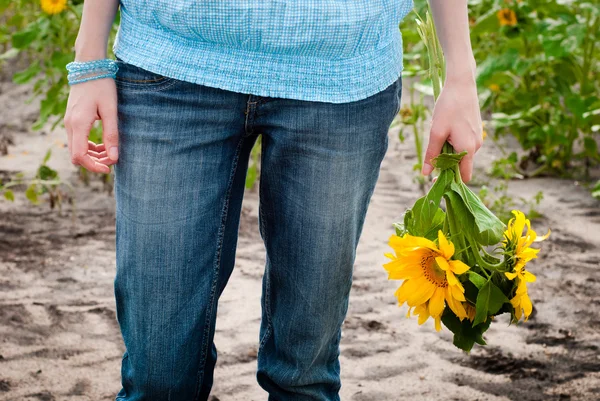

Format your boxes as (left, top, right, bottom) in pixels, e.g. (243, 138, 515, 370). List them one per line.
(258, 137, 273, 352)
(115, 78, 179, 93)
(193, 134, 247, 400)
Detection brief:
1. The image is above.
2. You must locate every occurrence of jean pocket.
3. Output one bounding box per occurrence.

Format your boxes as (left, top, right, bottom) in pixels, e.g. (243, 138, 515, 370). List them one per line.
(114, 57, 177, 92)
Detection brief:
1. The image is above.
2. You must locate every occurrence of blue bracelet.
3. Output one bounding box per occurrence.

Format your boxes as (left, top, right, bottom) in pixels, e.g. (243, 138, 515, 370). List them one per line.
(66, 59, 119, 85)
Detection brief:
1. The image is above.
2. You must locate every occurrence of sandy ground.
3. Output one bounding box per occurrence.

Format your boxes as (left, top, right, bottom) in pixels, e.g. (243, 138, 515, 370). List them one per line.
(0, 74, 599, 401)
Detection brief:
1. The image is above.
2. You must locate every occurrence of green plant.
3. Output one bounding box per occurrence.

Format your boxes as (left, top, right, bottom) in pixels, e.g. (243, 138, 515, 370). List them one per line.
(478, 182, 543, 223)
(472, 0, 600, 178)
(1, 149, 73, 209)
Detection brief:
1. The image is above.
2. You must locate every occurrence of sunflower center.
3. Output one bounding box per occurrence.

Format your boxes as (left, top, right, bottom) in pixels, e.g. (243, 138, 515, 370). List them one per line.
(420, 251, 448, 288)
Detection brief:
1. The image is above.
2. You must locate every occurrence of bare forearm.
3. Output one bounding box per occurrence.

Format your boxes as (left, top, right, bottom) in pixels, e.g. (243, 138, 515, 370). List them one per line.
(428, 0, 476, 82)
(74, 0, 119, 61)
(422, 0, 482, 183)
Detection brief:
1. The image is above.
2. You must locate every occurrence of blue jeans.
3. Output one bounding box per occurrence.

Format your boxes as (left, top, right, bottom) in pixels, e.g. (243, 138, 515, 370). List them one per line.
(113, 59, 402, 401)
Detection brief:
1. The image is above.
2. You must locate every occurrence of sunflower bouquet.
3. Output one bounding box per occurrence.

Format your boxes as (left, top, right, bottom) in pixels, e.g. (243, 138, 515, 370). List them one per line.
(383, 10, 550, 352)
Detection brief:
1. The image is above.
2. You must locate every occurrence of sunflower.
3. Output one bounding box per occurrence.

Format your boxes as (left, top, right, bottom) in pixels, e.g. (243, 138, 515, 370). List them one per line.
(465, 303, 477, 322)
(503, 210, 549, 321)
(41, 0, 67, 15)
(384, 230, 470, 331)
(510, 279, 533, 321)
(497, 9, 517, 27)
(488, 84, 500, 93)
(503, 210, 550, 283)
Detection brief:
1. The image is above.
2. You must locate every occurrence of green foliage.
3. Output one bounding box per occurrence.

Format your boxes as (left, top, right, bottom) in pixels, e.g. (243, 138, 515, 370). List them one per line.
(473, 279, 509, 326)
(0, 150, 72, 208)
(593, 180, 600, 199)
(442, 307, 492, 352)
(478, 182, 544, 222)
(471, 0, 600, 177)
(245, 135, 262, 189)
(2, 1, 85, 131)
(405, 0, 600, 198)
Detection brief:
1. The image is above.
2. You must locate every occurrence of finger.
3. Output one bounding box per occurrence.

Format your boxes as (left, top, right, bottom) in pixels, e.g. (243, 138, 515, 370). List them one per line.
(459, 153, 474, 183)
(88, 149, 108, 158)
(72, 123, 111, 174)
(88, 141, 106, 152)
(81, 154, 112, 173)
(99, 102, 119, 161)
(422, 126, 448, 176)
(93, 156, 118, 166)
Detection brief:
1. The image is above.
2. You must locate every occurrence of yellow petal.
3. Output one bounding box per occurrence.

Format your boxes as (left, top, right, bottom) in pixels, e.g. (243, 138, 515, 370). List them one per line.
(512, 210, 527, 237)
(514, 305, 522, 321)
(510, 294, 520, 309)
(391, 234, 438, 253)
(522, 270, 536, 283)
(434, 315, 442, 332)
(437, 230, 455, 259)
(449, 259, 470, 275)
(428, 287, 446, 317)
(521, 293, 533, 320)
(384, 261, 423, 281)
(435, 256, 450, 271)
(516, 279, 528, 295)
(505, 271, 518, 280)
(450, 284, 466, 302)
(394, 280, 412, 305)
(446, 269, 459, 286)
(414, 304, 431, 325)
(446, 288, 468, 320)
(534, 228, 551, 242)
(407, 278, 437, 306)
(397, 277, 436, 306)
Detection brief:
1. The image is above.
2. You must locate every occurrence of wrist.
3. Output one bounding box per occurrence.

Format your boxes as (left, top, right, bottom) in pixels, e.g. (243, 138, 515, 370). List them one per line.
(445, 56, 477, 85)
(74, 50, 108, 62)
(74, 40, 107, 62)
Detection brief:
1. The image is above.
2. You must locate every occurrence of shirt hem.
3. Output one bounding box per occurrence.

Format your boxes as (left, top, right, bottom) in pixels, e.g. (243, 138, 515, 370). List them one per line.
(113, 8, 405, 104)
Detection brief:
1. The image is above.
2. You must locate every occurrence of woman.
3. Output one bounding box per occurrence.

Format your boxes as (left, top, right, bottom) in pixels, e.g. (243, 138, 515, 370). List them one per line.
(64, 1, 482, 400)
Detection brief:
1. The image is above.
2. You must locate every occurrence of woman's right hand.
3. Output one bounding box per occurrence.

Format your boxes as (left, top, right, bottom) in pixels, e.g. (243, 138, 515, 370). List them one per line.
(64, 77, 119, 174)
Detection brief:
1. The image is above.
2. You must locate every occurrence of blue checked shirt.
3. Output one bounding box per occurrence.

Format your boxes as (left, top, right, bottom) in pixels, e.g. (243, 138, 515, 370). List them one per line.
(113, 0, 413, 103)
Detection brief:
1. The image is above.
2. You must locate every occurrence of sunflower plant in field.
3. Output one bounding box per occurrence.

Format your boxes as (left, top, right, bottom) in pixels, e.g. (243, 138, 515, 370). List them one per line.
(384, 9, 550, 352)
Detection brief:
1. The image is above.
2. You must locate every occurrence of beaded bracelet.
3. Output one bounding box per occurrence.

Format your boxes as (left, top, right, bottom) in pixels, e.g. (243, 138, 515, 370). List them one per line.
(66, 59, 119, 85)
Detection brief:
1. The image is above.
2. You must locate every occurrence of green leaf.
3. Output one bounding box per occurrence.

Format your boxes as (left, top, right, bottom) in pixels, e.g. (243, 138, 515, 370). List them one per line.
(450, 181, 506, 245)
(583, 137, 598, 159)
(473, 279, 509, 327)
(25, 184, 39, 204)
(468, 271, 487, 289)
(43, 149, 52, 164)
(11, 23, 41, 49)
(441, 308, 492, 352)
(3, 190, 14, 202)
(471, 8, 500, 36)
(422, 208, 446, 240)
(432, 151, 468, 170)
(405, 169, 453, 238)
(0, 48, 19, 61)
(13, 61, 41, 84)
(38, 165, 58, 181)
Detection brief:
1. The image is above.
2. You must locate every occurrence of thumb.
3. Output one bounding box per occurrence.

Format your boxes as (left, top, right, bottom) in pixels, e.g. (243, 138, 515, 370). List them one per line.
(100, 101, 119, 161)
(422, 127, 447, 176)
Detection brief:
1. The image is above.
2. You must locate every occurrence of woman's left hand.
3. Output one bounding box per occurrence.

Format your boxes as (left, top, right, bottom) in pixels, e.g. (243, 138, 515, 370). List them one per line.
(421, 73, 483, 183)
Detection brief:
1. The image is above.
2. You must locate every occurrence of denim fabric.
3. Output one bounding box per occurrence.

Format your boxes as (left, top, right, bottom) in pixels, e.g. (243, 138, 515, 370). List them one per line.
(113, 58, 402, 401)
